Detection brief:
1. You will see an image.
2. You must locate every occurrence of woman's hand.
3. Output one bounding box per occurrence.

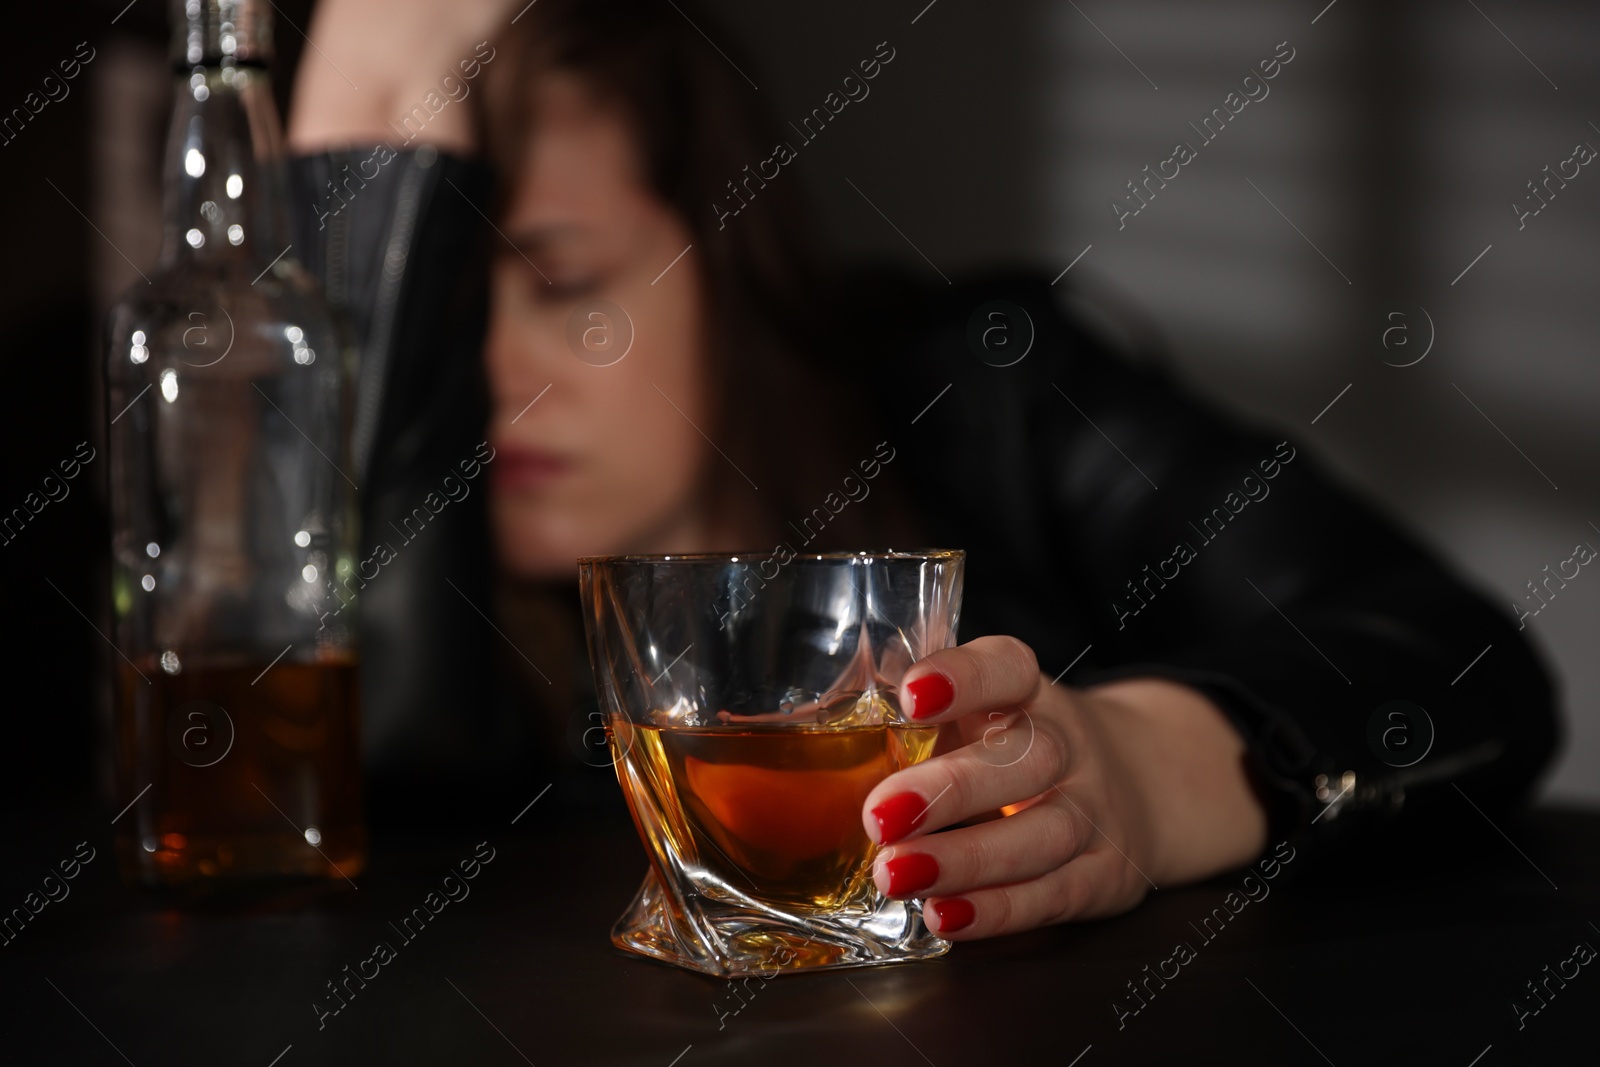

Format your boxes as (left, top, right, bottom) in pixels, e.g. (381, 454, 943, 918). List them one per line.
(288, 0, 521, 154)
(862, 636, 1269, 939)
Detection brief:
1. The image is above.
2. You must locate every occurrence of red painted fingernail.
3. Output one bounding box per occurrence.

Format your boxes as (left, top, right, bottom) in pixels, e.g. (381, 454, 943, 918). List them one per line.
(931, 897, 975, 933)
(883, 852, 940, 897)
(905, 672, 954, 720)
(870, 792, 931, 845)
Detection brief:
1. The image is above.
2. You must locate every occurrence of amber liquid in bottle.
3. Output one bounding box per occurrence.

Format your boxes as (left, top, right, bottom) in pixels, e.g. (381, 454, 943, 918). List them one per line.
(115, 655, 364, 885)
(617, 718, 937, 909)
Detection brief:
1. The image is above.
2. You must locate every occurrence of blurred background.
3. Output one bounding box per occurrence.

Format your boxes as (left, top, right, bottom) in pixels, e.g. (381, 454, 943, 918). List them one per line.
(3, 0, 1595, 801)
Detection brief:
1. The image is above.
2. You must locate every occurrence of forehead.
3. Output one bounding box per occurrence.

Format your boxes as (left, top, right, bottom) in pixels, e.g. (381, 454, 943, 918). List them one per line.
(502, 74, 651, 234)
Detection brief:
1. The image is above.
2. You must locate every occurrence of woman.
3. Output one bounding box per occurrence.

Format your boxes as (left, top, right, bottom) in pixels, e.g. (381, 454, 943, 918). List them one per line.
(287, 0, 1557, 940)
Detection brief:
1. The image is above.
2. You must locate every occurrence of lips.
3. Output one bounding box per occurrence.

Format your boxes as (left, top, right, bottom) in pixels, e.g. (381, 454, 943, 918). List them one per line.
(491, 445, 572, 491)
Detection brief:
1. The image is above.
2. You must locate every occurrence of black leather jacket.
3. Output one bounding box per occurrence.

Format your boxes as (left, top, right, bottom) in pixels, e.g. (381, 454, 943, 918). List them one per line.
(288, 147, 1559, 861)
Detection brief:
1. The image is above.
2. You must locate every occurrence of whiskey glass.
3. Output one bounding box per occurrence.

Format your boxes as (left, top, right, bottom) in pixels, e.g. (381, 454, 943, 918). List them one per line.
(578, 550, 964, 977)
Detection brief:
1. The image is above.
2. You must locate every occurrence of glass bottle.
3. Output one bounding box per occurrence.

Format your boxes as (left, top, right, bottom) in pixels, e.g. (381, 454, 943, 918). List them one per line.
(104, 0, 364, 886)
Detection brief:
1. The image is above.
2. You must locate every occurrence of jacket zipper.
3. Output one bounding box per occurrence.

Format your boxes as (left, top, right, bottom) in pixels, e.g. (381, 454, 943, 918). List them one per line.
(352, 155, 437, 482)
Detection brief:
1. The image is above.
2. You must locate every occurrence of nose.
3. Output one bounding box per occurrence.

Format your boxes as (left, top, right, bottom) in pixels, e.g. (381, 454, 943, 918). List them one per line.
(484, 291, 574, 430)
(563, 302, 634, 369)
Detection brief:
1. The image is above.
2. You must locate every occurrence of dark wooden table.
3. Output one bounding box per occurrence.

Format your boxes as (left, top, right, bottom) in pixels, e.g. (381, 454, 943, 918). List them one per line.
(3, 795, 1596, 1066)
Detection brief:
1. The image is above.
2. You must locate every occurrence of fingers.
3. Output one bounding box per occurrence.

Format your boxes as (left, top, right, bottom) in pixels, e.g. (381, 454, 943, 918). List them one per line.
(923, 848, 1148, 940)
(872, 794, 1089, 900)
(901, 635, 1040, 722)
(863, 709, 1068, 845)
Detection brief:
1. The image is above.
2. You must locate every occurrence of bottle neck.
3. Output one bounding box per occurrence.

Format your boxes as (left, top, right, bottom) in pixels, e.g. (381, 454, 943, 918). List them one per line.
(159, 0, 284, 269)
(158, 63, 292, 270)
(172, 0, 273, 67)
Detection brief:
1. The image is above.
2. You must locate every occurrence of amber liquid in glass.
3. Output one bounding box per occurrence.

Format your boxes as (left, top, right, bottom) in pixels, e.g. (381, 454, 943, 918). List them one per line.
(617, 717, 937, 909)
(114, 655, 364, 885)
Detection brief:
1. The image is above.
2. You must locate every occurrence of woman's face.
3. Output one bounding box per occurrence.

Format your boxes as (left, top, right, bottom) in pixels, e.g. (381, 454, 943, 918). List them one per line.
(485, 75, 711, 579)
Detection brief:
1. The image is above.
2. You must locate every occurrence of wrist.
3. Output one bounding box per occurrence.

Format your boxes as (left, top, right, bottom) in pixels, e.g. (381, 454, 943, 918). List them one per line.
(1082, 677, 1269, 885)
(288, 0, 515, 155)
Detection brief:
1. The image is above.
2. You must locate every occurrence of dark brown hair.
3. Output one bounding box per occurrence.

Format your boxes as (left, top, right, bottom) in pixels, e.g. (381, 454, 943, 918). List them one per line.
(483, 0, 911, 551)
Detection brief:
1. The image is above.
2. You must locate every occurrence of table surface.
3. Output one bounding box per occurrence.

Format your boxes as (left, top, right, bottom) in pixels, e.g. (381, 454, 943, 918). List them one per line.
(2, 794, 1596, 1067)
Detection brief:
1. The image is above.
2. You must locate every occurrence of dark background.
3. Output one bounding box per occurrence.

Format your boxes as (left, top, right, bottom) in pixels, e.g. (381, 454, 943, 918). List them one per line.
(2, 0, 1596, 808)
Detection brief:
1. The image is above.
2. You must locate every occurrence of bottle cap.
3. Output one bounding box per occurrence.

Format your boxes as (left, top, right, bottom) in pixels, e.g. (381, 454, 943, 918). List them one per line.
(171, 0, 273, 68)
